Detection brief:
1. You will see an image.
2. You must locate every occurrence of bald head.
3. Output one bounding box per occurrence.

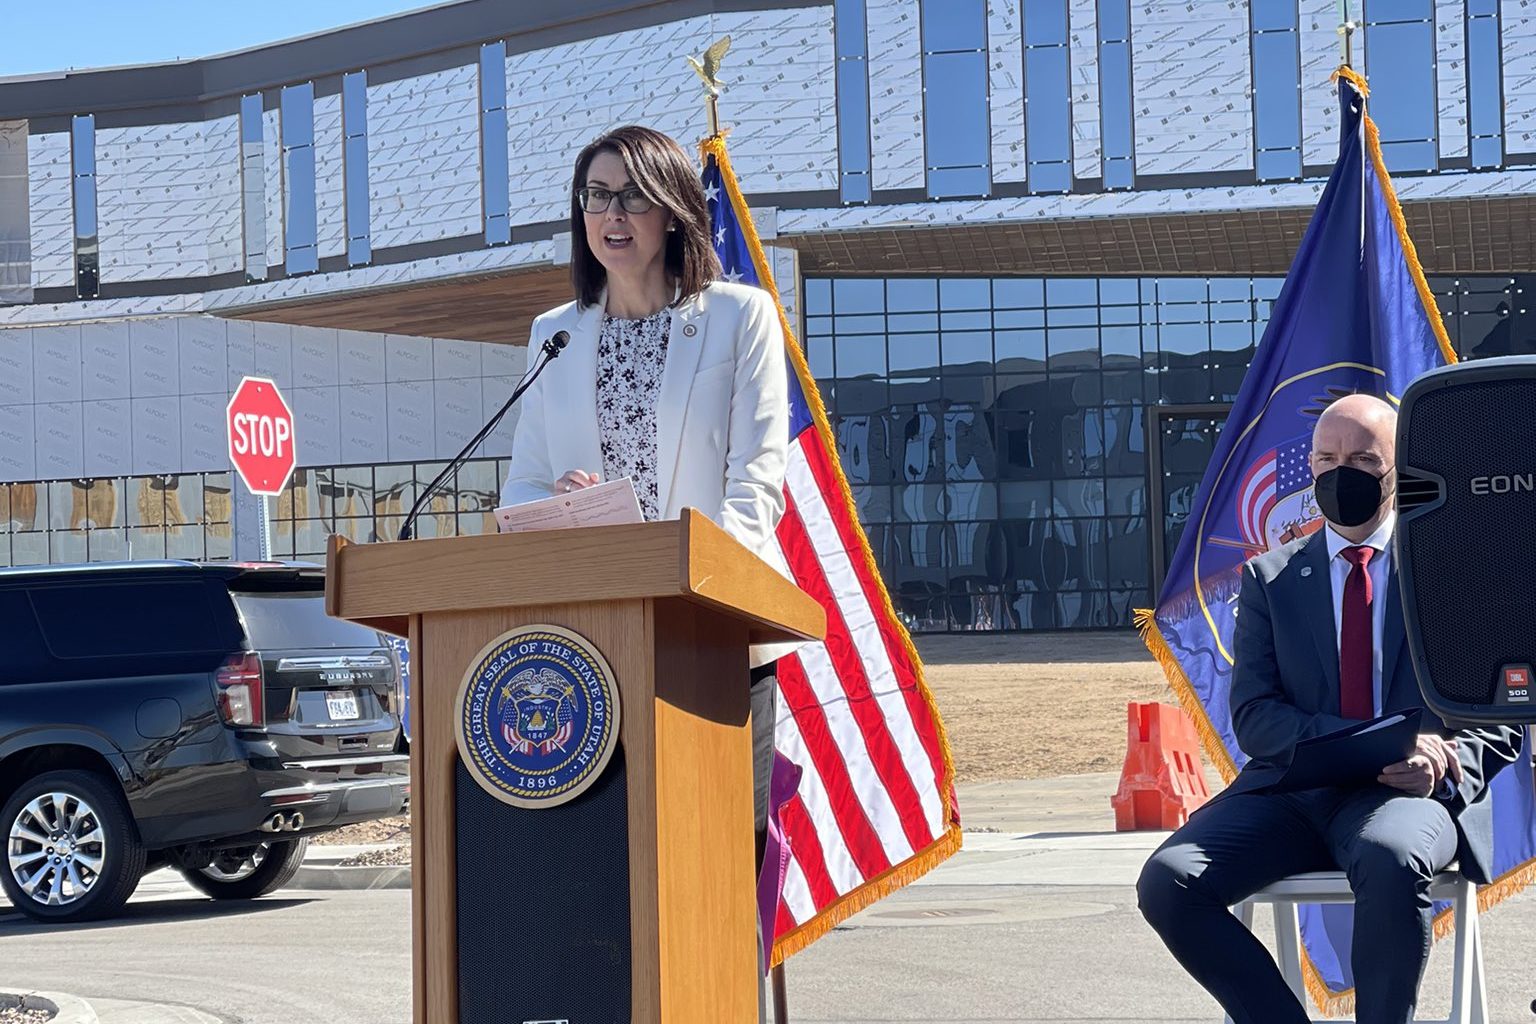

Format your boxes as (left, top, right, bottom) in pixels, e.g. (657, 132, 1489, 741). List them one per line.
(1312, 394, 1397, 467)
(1310, 393, 1398, 538)
(1317, 393, 1396, 436)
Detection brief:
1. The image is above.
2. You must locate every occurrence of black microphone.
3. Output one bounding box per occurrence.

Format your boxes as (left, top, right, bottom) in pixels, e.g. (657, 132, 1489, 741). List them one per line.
(397, 330, 569, 541)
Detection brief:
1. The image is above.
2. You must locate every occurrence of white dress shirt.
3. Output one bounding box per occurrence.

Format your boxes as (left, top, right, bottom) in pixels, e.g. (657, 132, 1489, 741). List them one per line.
(1324, 511, 1395, 717)
(1324, 512, 1454, 798)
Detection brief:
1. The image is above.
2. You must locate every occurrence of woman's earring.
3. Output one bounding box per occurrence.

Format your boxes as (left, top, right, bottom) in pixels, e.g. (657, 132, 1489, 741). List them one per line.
(666, 223, 677, 232)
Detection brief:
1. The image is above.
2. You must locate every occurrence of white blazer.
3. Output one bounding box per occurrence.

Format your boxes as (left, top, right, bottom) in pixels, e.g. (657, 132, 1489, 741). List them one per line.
(500, 281, 797, 666)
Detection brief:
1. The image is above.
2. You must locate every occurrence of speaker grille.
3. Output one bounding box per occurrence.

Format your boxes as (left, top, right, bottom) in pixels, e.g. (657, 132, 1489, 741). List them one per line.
(1398, 374, 1536, 705)
(456, 749, 632, 1024)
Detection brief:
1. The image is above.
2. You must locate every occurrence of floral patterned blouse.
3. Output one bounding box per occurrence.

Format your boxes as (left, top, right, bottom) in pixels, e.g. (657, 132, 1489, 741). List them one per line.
(595, 308, 672, 521)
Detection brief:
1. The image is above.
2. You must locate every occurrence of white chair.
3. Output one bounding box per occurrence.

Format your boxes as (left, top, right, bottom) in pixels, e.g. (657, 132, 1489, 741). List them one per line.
(1225, 870, 1487, 1024)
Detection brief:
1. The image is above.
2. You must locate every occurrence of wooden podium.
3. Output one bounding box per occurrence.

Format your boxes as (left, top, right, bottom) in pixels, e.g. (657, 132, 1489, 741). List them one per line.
(325, 510, 825, 1024)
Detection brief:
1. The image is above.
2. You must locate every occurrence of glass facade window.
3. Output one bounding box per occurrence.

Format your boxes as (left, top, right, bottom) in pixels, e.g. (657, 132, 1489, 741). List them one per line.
(70, 114, 98, 299)
(281, 83, 318, 275)
(1023, 0, 1072, 194)
(834, 0, 873, 203)
(342, 72, 371, 266)
(805, 273, 1534, 633)
(1098, 0, 1134, 189)
(1428, 274, 1536, 359)
(1467, 0, 1504, 169)
(0, 473, 233, 567)
(1250, 0, 1303, 181)
(239, 94, 268, 281)
(479, 42, 511, 245)
(266, 459, 507, 558)
(1364, 0, 1437, 172)
(921, 0, 990, 199)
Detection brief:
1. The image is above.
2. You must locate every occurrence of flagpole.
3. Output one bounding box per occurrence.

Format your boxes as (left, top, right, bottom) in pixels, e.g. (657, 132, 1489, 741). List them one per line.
(1337, 0, 1356, 68)
(687, 37, 807, 1020)
(688, 36, 731, 140)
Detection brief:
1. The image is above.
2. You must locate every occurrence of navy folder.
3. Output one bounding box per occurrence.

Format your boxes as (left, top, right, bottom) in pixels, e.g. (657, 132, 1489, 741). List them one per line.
(1274, 708, 1424, 792)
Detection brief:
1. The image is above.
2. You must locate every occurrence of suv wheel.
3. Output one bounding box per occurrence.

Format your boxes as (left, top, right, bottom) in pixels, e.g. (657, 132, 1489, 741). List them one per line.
(182, 837, 308, 900)
(0, 769, 146, 923)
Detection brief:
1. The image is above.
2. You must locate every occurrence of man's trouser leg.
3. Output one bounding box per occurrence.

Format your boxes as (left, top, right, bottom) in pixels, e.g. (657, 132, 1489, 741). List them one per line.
(1320, 788, 1458, 1024)
(1137, 792, 1334, 1024)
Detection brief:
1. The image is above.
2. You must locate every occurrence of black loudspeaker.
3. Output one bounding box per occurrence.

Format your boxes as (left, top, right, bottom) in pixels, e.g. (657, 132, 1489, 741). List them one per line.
(1396, 355, 1536, 725)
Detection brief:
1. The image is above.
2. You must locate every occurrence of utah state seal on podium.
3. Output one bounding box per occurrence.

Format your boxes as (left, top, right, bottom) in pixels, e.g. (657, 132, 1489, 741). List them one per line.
(324, 509, 824, 1024)
(457, 625, 622, 808)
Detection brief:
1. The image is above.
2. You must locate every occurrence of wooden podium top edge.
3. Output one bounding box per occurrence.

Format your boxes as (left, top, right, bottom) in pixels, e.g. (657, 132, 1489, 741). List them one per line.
(324, 512, 825, 645)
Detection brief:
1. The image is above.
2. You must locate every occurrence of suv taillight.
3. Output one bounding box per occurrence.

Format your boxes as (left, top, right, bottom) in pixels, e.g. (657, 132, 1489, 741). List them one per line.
(216, 652, 265, 727)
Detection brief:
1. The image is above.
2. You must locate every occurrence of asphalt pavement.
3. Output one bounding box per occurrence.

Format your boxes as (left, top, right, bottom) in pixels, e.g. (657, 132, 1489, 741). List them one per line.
(4, 774, 1536, 1023)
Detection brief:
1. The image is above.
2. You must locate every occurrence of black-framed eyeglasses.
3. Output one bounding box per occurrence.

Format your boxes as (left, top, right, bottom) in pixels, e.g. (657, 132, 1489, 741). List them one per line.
(576, 186, 655, 215)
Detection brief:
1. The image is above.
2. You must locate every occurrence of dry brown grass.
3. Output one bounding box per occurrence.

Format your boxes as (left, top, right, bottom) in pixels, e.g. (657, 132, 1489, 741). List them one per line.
(913, 631, 1173, 784)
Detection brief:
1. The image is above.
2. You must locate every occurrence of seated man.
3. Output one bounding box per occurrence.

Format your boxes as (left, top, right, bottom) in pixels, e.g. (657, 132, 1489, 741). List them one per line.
(1137, 394, 1523, 1024)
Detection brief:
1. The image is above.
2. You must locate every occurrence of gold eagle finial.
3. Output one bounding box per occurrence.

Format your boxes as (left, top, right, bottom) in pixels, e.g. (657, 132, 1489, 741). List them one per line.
(687, 35, 732, 98)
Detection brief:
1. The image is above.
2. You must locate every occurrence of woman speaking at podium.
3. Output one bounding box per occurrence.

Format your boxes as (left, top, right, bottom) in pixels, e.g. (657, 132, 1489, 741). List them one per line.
(498, 124, 791, 931)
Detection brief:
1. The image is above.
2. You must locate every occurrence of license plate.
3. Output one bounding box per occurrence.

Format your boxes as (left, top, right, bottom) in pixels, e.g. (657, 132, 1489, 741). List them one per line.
(326, 690, 360, 721)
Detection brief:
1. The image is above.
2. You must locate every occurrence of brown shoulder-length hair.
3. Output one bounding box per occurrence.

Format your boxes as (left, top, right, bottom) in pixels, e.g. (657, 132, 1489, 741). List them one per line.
(569, 126, 721, 309)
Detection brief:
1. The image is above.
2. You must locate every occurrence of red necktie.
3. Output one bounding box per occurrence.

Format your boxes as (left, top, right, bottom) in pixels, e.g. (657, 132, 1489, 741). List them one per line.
(1340, 545, 1375, 720)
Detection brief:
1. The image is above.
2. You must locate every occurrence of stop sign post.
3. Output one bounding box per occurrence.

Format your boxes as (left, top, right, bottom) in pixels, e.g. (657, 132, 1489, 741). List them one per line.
(227, 376, 297, 559)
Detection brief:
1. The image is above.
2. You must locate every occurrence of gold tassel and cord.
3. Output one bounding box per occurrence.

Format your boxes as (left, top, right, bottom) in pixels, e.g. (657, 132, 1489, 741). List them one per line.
(1138, 69, 1526, 1017)
(699, 135, 964, 967)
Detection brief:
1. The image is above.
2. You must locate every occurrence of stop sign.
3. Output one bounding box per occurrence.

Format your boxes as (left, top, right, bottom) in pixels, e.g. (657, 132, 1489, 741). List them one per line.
(227, 376, 297, 496)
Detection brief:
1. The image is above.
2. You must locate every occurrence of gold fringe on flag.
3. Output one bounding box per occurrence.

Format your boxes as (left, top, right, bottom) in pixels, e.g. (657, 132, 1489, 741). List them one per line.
(699, 134, 964, 968)
(1133, 608, 1239, 784)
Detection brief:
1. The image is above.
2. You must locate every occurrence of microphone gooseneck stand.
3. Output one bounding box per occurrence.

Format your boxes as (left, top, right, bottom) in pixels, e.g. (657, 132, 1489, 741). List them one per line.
(396, 330, 569, 541)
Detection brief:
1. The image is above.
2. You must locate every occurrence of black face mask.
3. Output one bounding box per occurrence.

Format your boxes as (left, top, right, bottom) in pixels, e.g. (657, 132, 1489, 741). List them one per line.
(1314, 465, 1389, 528)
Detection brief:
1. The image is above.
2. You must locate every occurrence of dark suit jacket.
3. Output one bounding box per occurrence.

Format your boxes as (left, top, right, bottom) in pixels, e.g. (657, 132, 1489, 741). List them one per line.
(1225, 530, 1523, 883)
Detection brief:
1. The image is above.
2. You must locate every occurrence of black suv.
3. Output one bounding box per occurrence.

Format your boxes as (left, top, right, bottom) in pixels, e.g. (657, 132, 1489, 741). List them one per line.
(0, 560, 408, 923)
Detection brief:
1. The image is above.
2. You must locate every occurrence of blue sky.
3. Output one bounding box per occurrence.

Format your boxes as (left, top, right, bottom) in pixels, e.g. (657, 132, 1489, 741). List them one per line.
(0, 1, 449, 78)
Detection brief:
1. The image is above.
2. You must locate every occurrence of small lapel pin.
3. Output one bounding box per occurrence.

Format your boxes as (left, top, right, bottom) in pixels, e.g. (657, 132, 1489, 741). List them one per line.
(1300, 566, 1313, 578)
(682, 323, 697, 338)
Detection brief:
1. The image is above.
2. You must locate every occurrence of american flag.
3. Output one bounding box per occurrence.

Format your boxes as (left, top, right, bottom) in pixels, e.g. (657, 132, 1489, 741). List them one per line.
(701, 137, 961, 963)
(1236, 434, 1312, 550)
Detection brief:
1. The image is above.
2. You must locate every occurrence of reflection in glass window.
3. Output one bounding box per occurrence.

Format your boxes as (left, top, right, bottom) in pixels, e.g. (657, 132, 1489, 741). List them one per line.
(0, 472, 239, 567)
(240, 95, 269, 281)
(1, 483, 41, 532)
(1098, 0, 1134, 189)
(834, 0, 873, 203)
(1363, 0, 1437, 172)
(921, 0, 990, 198)
(480, 43, 511, 244)
(1023, 0, 1072, 193)
(342, 72, 371, 265)
(834, 277, 884, 312)
(1250, 0, 1302, 181)
(805, 278, 832, 315)
(1467, 0, 1503, 169)
(808, 272, 1307, 631)
(71, 115, 99, 298)
(281, 83, 319, 275)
